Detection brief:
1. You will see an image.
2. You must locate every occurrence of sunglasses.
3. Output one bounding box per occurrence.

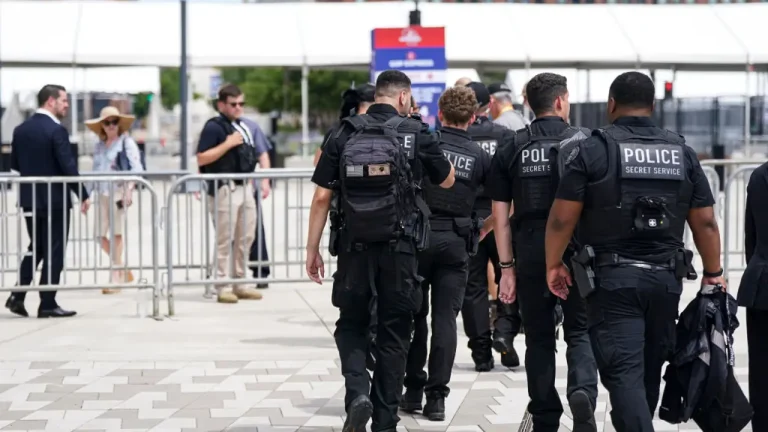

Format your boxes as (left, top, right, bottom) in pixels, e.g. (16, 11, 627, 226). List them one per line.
(102, 119, 119, 126)
(228, 102, 245, 108)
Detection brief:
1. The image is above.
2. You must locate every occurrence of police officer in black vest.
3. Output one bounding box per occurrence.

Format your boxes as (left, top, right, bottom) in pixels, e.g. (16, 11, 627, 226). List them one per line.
(463, 81, 522, 371)
(308, 70, 455, 432)
(488, 73, 598, 432)
(400, 86, 491, 421)
(544, 71, 724, 432)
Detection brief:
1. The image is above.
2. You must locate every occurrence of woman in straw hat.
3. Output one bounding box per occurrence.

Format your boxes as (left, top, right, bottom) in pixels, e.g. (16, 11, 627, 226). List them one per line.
(85, 106, 144, 294)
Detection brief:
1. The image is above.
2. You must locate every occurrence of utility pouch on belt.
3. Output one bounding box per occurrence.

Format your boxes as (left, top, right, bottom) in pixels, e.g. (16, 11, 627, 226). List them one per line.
(467, 216, 483, 257)
(329, 193, 341, 257)
(411, 194, 431, 251)
(570, 245, 597, 299)
(674, 248, 698, 280)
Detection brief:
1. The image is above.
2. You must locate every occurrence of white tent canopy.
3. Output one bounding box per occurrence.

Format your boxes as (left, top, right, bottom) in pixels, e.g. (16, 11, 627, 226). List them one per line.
(0, 1, 766, 70)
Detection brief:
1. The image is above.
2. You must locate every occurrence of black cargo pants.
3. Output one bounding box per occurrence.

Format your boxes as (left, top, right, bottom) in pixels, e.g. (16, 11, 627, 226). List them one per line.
(588, 265, 681, 432)
(332, 239, 422, 431)
(514, 224, 598, 431)
(463, 229, 522, 363)
(404, 225, 468, 399)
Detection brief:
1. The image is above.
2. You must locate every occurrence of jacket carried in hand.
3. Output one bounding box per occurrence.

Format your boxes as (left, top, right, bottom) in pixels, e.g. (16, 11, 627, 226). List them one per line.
(659, 285, 752, 432)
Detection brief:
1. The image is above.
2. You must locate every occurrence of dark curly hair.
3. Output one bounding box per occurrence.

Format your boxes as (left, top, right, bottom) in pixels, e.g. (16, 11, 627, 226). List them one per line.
(526, 73, 568, 117)
(438, 86, 477, 126)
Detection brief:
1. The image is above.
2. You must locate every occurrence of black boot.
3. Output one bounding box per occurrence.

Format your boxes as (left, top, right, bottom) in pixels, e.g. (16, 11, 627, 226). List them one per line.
(423, 397, 445, 421)
(342, 395, 373, 432)
(492, 336, 520, 368)
(399, 387, 423, 412)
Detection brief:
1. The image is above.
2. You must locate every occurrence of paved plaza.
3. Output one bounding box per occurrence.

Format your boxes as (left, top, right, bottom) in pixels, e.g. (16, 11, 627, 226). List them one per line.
(0, 277, 753, 432)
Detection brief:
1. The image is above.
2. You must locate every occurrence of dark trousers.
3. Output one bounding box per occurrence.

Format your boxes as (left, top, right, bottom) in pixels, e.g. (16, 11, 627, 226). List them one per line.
(405, 229, 468, 398)
(588, 266, 680, 432)
(747, 308, 768, 431)
(249, 194, 270, 278)
(333, 240, 421, 431)
(462, 231, 521, 362)
(12, 209, 71, 309)
(516, 265, 597, 429)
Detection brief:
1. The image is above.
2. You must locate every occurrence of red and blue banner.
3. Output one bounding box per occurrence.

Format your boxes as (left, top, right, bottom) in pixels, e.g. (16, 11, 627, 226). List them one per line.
(371, 26, 446, 129)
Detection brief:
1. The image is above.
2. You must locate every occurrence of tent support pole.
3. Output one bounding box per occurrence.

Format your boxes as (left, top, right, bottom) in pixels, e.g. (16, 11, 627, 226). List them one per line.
(301, 63, 310, 158)
(745, 62, 751, 157)
(180, 0, 189, 171)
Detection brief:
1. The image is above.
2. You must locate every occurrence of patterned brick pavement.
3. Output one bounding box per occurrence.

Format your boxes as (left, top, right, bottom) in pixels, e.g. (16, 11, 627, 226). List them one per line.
(0, 282, 752, 431)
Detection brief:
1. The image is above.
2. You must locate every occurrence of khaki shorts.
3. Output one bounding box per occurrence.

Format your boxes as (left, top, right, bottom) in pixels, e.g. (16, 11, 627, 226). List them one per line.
(95, 194, 125, 237)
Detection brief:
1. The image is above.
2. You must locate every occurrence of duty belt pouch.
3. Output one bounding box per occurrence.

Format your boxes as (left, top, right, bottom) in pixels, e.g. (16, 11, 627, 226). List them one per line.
(451, 217, 473, 256)
(674, 248, 697, 280)
(570, 245, 597, 299)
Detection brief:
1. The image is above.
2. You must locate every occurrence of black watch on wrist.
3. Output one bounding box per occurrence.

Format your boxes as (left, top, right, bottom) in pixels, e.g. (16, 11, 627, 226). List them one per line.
(703, 268, 724, 278)
(499, 259, 515, 269)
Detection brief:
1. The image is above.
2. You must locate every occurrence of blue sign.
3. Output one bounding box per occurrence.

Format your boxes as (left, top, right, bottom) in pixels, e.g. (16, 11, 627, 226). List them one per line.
(371, 27, 446, 130)
(209, 75, 222, 99)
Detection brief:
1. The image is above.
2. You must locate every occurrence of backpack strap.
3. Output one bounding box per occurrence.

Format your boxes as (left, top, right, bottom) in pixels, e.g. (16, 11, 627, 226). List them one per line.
(210, 116, 236, 135)
(382, 116, 407, 138)
(335, 115, 369, 140)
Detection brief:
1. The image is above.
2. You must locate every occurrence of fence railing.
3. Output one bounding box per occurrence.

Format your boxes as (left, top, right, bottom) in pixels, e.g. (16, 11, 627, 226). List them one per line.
(0, 161, 763, 319)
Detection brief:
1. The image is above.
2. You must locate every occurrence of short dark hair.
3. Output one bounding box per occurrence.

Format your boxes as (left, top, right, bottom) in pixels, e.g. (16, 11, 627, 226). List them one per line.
(609, 72, 655, 110)
(438, 86, 477, 125)
(217, 84, 242, 102)
(37, 84, 66, 107)
(375, 70, 411, 98)
(525, 73, 568, 116)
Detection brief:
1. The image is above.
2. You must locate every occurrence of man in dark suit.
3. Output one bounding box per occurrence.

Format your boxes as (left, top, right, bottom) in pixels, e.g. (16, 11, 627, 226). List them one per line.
(5, 84, 90, 318)
(740, 161, 768, 430)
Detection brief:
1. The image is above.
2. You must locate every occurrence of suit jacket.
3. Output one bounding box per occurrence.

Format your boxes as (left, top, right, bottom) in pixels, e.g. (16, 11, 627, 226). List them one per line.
(10, 112, 89, 210)
(738, 161, 768, 310)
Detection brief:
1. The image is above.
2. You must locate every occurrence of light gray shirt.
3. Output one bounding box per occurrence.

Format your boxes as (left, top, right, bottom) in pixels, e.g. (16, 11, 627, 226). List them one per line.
(493, 109, 529, 131)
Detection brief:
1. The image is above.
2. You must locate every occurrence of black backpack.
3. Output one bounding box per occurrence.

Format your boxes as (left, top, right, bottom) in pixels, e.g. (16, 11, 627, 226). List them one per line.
(210, 117, 259, 174)
(338, 115, 415, 244)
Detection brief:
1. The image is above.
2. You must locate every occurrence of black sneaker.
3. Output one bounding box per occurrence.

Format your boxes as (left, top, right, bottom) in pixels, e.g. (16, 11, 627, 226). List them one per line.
(423, 397, 445, 421)
(343, 395, 373, 432)
(492, 337, 520, 368)
(568, 389, 597, 432)
(399, 387, 423, 412)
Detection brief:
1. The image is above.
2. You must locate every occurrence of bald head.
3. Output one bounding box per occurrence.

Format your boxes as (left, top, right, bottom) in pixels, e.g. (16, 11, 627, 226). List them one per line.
(454, 77, 472, 87)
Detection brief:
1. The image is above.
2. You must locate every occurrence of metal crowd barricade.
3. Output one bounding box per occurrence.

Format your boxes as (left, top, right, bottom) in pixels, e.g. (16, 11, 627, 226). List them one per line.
(722, 164, 761, 277)
(0, 174, 162, 318)
(163, 169, 336, 317)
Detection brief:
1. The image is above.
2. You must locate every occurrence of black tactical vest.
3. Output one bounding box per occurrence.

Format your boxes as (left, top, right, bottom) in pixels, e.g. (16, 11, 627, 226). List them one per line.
(423, 130, 482, 218)
(467, 117, 508, 214)
(579, 125, 694, 249)
(510, 126, 587, 223)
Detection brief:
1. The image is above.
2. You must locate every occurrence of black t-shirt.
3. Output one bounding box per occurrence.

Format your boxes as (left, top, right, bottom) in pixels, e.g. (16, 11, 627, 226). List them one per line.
(487, 116, 572, 203)
(555, 116, 715, 258)
(312, 103, 452, 189)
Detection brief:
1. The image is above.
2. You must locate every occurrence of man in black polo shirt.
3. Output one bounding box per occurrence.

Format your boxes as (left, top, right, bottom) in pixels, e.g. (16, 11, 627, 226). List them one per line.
(197, 84, 265, 304)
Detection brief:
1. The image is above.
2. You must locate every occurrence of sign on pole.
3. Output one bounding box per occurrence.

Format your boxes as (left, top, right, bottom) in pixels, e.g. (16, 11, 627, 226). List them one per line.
(371, 26, 446, 130)
(209, 74, 222, 99)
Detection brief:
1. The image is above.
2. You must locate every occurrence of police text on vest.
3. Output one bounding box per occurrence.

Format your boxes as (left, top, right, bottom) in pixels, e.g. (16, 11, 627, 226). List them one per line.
(474, 140, 497, 156)
(443, 150, 476, 180)
(519, 143, 555, 177)
(619, 143, 685, 180)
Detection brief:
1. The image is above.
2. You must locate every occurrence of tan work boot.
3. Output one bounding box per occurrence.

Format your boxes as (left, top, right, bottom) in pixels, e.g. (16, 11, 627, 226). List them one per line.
(217, 291, 239, 303)
(233, 287, 263, 300)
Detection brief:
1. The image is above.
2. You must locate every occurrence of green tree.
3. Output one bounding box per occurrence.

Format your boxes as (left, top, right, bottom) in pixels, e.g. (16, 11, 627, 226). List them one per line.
(158, 68, 204, 111)
(219, 67, 369, 117)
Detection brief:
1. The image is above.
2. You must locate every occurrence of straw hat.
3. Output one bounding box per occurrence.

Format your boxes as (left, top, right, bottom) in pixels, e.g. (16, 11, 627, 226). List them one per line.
(85, 106, 135, 136)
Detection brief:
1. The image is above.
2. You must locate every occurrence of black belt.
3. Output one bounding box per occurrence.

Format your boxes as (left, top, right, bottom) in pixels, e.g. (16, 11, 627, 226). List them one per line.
(429, 217, 470, 232)
(594, 253, 674, 271)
